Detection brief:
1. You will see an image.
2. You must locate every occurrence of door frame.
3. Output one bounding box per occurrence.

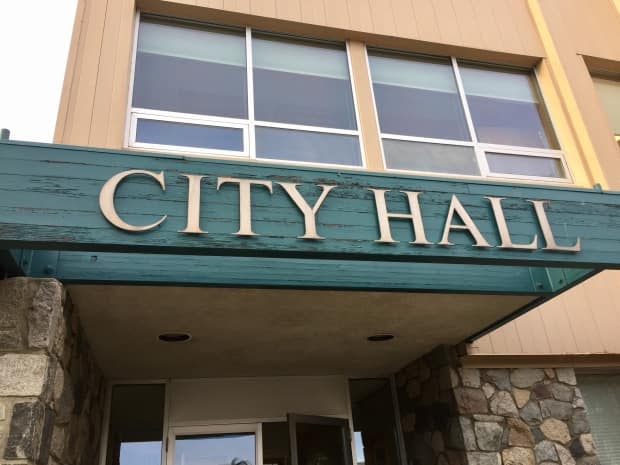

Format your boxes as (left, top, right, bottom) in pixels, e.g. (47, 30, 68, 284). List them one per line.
(167, 423, 263, 465)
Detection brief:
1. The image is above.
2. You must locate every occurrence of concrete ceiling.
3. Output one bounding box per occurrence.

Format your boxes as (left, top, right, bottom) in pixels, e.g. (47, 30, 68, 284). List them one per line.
(68, 285, 534, 379)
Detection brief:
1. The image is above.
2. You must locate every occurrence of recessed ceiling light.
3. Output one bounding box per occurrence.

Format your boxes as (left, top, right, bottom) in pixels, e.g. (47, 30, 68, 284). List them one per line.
(367, 334, 394, 342)
(158, 332, 192, 343)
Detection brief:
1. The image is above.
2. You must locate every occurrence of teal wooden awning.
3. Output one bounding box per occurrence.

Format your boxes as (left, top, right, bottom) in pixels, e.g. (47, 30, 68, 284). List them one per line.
(1, 140, 618, 299)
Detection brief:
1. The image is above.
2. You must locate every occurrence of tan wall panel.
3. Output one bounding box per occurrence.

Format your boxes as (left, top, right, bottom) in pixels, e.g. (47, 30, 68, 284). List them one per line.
(223, 0, 251, 14)
(471, 271, 620, 356)
(274, 0, 302, 22)
(348, 41, 383, 171)
(59, 0, 109, 145)
(106, 0, 138, 147)
(450, 0, 483, 47)
(367, 0, 397, 36)
(299, 0, 325, 24)
(346, 0, 374, 33)
(538, 0, 620, 189)
(89, 0, 126, 147)
(390, 0, 418, 38)
(410, 0, 442, 42)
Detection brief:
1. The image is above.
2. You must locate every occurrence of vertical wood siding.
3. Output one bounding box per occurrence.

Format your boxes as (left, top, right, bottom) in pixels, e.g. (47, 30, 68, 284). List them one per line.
(472, 271, 620, 355)
(55, 0, 545, 149)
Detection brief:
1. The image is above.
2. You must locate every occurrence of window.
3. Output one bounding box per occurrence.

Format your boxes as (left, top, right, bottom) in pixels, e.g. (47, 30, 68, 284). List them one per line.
(367, 50, 568, 181)
(577, 373, 620, 465)
(129, 16, 362, 167)
(593, 76, 620, 148)
(104, 384, 166, 465)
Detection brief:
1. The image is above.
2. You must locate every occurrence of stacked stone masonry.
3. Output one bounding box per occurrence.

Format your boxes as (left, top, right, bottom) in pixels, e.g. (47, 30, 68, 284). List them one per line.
(0, 278, 106, 465)
(395, 346, 599, 465)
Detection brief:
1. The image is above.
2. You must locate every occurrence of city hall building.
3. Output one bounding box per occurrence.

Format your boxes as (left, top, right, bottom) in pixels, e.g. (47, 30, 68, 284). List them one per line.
(1, 1, 620, 465)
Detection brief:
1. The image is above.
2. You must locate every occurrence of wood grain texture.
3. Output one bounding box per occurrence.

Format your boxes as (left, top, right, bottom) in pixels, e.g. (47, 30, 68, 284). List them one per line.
(472, 270, 620, 355)
(1, 141, 618, 269)
(23, 250, 549, 294)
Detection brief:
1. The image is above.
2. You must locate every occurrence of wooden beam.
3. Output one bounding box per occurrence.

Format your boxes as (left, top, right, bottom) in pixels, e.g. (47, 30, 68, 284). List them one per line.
(2, 141, 620, 268)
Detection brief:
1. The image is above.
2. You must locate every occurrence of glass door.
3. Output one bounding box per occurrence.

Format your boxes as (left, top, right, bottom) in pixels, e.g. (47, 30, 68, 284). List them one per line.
(287, 414, 353, 465)
(169, 424, 262, 465)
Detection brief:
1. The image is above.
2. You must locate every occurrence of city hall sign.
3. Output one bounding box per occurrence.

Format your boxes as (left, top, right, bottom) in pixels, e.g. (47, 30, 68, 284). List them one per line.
(99, 169, 581, 253)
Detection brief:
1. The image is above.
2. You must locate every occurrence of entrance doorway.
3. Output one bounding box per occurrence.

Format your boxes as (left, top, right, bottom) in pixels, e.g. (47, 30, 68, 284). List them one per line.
(102, 377, 404, 465)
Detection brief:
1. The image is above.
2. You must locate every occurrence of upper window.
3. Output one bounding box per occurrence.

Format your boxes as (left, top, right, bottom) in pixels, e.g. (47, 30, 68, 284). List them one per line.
(368, 50, 567, 181)
(593, 76, 620, 148)
(129, 17, 362, 167)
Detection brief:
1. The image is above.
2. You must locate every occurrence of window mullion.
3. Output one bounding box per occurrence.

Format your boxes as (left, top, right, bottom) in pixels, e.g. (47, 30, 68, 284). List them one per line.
(451, 57, 488, 176)
(246, 26, 256, 159)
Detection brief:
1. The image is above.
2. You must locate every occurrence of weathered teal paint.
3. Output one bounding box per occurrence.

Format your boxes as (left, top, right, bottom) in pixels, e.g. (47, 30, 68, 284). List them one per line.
(1, 140, 620, 269)
(19, 249, 590, 294)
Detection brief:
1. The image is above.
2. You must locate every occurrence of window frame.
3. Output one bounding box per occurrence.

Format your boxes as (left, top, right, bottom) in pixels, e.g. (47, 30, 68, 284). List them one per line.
(365, 47, 572, 184)
(125, 12, 366, 170)
(591, 74, 620, 147)
(167, 423, 263, 465)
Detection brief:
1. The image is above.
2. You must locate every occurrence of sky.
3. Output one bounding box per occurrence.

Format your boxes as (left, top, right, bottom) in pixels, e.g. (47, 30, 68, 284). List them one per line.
(0, 0, 78, 142)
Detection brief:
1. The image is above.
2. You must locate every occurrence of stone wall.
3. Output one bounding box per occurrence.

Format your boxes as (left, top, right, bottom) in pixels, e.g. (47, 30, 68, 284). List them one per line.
(0, 278, 107, 465)
(395, 345, 599, 465)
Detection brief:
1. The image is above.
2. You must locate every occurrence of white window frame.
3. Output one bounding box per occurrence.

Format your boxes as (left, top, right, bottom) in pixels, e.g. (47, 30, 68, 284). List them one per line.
(126, 13, 365, 170)
(168, 423, 263, 465)
(98, 379, 170, 465)
(365, 47, 573, 184)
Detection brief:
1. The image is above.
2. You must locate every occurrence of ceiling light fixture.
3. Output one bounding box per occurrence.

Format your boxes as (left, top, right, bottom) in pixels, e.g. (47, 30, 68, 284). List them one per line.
(367, 334, 394, 342)
(158, 332, 192, 343)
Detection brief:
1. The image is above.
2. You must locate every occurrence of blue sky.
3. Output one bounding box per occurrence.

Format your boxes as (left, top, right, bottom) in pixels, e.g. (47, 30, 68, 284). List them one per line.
(0, 1, 77, 142)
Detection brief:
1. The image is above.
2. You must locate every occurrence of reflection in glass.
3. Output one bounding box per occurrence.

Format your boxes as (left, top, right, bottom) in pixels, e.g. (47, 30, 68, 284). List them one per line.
(383, 139, 480, 175)
(133, 19, 247, 118)
(592, 77, 620, 137)
(349, 379, 401, 465)
(578, 374, 620, 465)
(175, 433, 255, 465)
(105, 384, 165, 465)
(295, 422, 347, 465)
(136, 119, 244, 152)
(262, 422, 290, 465)
(486, 152, 564, 178)
(256, 127, 362, 166)
(368, 52, 470, 141)
(459, 64, 559, 149)
(253, 36, 357, 129)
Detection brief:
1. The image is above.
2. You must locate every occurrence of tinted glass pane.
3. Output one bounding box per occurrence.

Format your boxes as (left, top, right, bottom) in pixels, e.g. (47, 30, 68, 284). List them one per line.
(105, 384, 165, 465)
(593, 77, 620, 134)
(262, 422, 290, 465)
(136, 119, 244, 152)
(253, 36, 357, 129)
(486, 152, 564, 178)
(578, 374, 620, 465)
(349, 379, 401, 465)
(296, 423, 347, 465)
(175, 433, 255, 465)
(383, 139, 480, 175)
(256, 127, 362, 166)
(133, 20, 247, 118)
(459, 64, 559, 149)
(368, 53, 470, 140)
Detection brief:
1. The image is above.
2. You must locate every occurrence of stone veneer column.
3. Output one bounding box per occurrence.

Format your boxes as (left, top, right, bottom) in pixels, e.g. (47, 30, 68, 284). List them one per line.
(395, 345, 600, 465)
(0, 277, 107, 465)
